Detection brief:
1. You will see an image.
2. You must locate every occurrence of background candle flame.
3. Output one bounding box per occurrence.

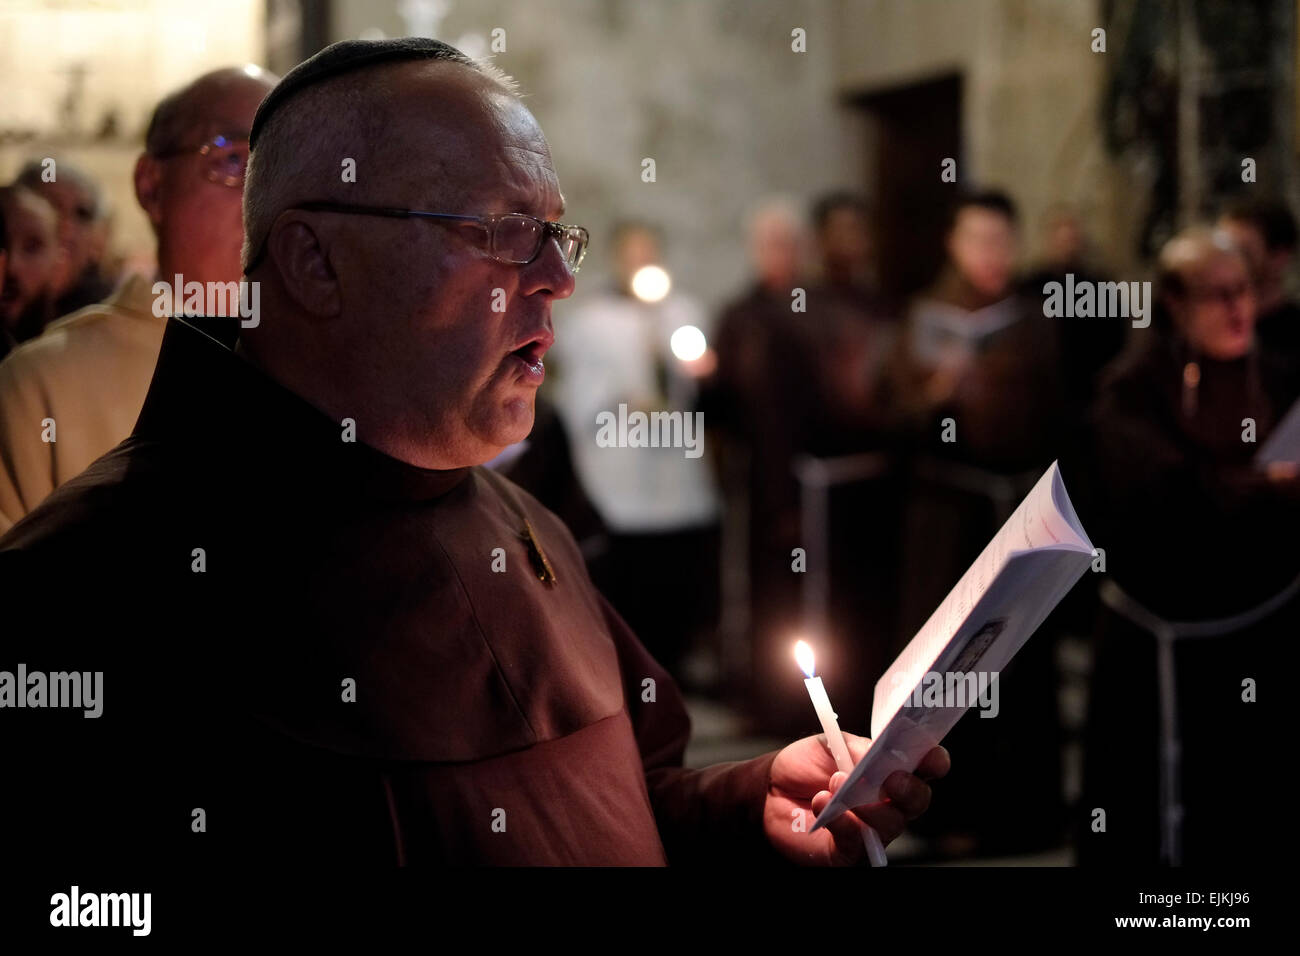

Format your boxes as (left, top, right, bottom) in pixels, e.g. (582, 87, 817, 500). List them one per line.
(630, 264, 671, 303)
(669, 324, 707, 361)
(794, 639, 815, 678)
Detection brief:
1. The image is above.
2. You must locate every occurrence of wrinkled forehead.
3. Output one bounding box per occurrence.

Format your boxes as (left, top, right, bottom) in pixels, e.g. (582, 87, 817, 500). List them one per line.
(160, 75, 271, 154)
(383, 70, 563, 217)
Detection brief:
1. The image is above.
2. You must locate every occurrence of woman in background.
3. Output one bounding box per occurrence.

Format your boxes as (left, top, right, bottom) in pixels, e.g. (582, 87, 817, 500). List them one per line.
(1071, 227, 1298, 866)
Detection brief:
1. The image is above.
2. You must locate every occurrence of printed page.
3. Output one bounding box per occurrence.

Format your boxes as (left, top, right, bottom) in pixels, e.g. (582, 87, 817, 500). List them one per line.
(1257, 396, 1300, 465)
(871, 461, 1091, 736)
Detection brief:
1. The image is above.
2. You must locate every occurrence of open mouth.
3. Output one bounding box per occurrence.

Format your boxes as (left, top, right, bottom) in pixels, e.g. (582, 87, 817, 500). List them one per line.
(510, 340, 547, 370)
(507, 332, 553, 383)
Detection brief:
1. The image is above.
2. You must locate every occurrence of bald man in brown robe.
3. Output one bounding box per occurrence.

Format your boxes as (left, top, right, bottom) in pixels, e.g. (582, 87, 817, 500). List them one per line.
(0, 39, 947, 866)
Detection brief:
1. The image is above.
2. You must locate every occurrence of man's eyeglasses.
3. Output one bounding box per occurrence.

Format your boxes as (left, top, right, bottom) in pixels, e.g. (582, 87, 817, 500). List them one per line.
(154, 134, 249, 188)
(244, 200, 589, 275)
(1187, 281, 1253, 307)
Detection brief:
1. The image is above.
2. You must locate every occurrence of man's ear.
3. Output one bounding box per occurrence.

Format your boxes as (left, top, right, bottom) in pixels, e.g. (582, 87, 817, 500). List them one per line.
(133, 154, 165, 230)
(268, 213, 341, 317)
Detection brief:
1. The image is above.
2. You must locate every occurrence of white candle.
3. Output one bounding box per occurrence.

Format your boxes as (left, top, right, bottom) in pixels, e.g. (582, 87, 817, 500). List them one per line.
(794, 640, 889, 867)
(803, 675, 854, 772)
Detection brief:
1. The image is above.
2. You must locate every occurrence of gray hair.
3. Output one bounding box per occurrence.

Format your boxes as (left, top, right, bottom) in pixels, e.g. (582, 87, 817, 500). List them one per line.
(242, 51, 518, 274)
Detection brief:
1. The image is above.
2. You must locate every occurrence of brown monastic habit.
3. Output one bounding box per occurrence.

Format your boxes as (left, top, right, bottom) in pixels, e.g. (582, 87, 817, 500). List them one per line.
(0, 317, 785, 866)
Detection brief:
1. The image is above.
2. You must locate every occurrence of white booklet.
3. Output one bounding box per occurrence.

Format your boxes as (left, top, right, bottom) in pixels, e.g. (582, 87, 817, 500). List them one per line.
(812, 460, 1094, 829)
(1256, 397, 1300, 466)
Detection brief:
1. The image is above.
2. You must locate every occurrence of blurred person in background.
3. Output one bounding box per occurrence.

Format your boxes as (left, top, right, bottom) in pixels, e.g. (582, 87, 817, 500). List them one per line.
(891, 189, 1064, 597)
(887, 188, 1066, 858)
(811, 192, 882, 305)
(0, 185, 64, 358)
(705, 198, 812, 728)
(1022, 203, 1128, 426)
(1217, 197, 1300, 403)
(704, 192, 902, 737)
(0, 203, 7, 338)
(1069, 226, 1298, 866)
(549, 220, 721, 681)
(709, 197, 808, 456)
(14, 158, 116, 316)
(806, 191, 901, 449)
(800, 192, 906, 733)
(0, 66, 277, 532)
(892, 189, 1063, 470)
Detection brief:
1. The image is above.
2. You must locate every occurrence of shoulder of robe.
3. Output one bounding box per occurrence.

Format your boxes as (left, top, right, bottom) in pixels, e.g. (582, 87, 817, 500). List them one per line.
(474, 466, 596, 584)
(228, 466, 629, 764)
(0, 438, 190, 660)
(3, 444, 121, 540)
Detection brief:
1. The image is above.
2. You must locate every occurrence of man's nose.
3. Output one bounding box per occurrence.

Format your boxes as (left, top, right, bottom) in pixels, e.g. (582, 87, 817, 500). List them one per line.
(519, 235, 577, 300)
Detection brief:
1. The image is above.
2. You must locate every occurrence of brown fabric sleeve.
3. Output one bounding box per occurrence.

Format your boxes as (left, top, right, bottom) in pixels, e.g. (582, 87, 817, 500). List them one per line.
(597, 593, 793, 866)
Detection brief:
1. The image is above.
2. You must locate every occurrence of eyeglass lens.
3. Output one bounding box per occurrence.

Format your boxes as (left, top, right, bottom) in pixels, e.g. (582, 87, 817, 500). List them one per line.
(493, 216, 585, 271)
(204, 136, 249, 187)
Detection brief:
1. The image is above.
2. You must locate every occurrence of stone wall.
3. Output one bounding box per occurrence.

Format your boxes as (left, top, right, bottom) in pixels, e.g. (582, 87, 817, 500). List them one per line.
(334, 0, 867, 315)
(0, 0, 266, 273)
(832, 0, 1139, 276)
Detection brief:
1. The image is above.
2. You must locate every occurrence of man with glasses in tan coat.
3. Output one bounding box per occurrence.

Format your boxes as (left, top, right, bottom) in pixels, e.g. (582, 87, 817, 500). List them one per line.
(0, 65, 276, 532)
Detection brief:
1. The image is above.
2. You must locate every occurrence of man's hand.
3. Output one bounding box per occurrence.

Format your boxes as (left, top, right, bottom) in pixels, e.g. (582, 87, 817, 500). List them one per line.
(763, 733, 950, 866)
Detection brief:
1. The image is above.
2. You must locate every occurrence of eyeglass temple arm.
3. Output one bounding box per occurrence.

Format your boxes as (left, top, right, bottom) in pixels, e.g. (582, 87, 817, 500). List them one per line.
(295, 201, 412, 219)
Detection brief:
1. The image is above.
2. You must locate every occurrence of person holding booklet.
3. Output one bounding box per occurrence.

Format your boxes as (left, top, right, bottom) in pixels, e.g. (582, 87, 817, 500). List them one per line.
(1069, 226, 1300, 866)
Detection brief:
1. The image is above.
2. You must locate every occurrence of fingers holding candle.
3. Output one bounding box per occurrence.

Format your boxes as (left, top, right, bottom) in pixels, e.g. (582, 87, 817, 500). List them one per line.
(832, 768, 937, 846)
(794, 640, 854, 772)
(836, 735, 950, 813)
(834, 767, 927, 840)
(793, 640, 889, 865)
(809, 791, 874, 865)
(832, 772, 891, 867)
(811, 773, 895, 864)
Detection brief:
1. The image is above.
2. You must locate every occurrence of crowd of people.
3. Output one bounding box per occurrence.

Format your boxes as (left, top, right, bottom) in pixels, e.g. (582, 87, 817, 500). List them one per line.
(528, 188, 1299, 863)
(0, 49, 1294, 866)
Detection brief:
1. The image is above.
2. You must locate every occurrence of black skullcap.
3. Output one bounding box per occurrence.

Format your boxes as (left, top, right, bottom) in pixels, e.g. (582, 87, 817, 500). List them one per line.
(249, 37, 473, 149)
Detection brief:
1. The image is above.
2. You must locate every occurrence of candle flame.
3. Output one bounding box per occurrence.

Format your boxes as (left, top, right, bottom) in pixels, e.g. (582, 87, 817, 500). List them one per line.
(670, 324, 708, 361)
(631, 265, 671, 303)
(794, 640, 815, 678)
